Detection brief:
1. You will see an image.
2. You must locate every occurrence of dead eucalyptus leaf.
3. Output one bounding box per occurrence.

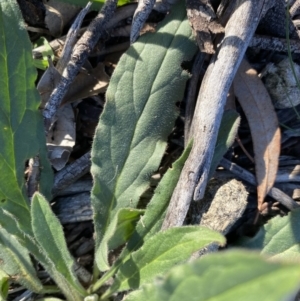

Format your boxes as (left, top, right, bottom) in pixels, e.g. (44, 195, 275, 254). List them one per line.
(37, 60, 61, 108)
(47, 104, 76, 171)
(61, 63, 110, 105)
(38, 62, 109, 108)
(45, 0, 80, 37)
(233, 59, 281, 211)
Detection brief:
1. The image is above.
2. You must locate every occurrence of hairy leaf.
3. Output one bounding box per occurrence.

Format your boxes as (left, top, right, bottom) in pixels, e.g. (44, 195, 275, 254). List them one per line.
(96, 208, 144, 271)
(124, 250, 300, 301)
(208, 109, 240, 179)
(236, 208, 300, 262)
(103, 226, 225, 297)
(234, 59, 281, 210)
(0, 0, 52, 234)
(91, 144, 192, 293)
(0, 209, 82, 301)
(91, 0, 197, 249)
(31, 193, 86, 300)
(0, 227, 43, 293)
(123, 142, 193, 255)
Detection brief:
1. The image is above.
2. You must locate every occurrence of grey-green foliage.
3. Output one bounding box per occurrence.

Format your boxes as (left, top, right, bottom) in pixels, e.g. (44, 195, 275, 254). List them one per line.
(103, 226, 225, 298)
(124, 250, 300, 301)
(31, 193, 87, 300)
(96, 208, 145, 271)
(90, 0, 197, 252)
(1, 0, 300, 300)
(122, 142, 193, 255)
(91, 142, 193, 294)
(209, 109, 240, 179)
(0, 227, 43, 293)
(236, 208, 300, 261)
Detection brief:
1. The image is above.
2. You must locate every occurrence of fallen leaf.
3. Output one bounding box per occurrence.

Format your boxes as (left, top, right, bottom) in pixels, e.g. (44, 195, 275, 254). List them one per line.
(37, 60, 61, 108)
(61, 63, 110, 105)
(233, 59, 281, 211)
(37, 62, 109, 108)
(45, 0, 80, 37)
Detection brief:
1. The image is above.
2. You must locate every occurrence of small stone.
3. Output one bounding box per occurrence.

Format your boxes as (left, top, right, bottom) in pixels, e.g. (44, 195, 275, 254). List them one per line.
(195, 177, 248, 234)
(189, 176, 248, 259)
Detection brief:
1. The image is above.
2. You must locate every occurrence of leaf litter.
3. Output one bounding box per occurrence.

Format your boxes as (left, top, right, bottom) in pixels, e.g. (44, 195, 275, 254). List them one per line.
(233, 59, 281, 212)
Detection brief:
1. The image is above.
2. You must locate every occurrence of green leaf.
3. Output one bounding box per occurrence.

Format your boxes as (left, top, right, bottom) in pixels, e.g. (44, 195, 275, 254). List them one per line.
(96, 208, 144, 271)
(33, 37, 54, 70)
(91, 0, 197, 249)
(124, 250, 300, 301)
(90, 144, 192, 293)
(96, 144, 192, 273)
(235, 208, 300, 261)
(209, 110, 240, 179)
(123, 142, 193, 256)
(0, 209, 48, 268)
(103, 226, 225, 297)
(0, 270, 9, 301)
(0, 0, 52, 234)
(0, 227, 43, 293)
(33, 59, 49, 70)
(31, 193, 86, 300)
(0, 210, 78, 300)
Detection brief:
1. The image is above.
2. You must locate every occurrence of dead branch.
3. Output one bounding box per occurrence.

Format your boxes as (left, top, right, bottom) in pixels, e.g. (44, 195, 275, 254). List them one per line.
(56, 2, 92, 73)
(43, 0, 118, 134)
(162, 0, 269, 230)
(52, 151, 91, 197)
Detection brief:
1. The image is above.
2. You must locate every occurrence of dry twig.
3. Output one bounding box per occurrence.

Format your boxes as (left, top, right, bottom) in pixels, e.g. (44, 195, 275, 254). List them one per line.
(43, 0, 118, 134)
(52, 152, 91, 197)
(162, 0, 269, 230)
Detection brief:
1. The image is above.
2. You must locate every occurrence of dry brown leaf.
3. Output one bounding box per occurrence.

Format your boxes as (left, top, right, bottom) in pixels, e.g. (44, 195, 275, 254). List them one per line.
(37, 60, 61, 108)
(45, 0, 80, 37)
(37, 62, 109, 107)
(61, 63, 110, 105)
(233, 59, 281, 211)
